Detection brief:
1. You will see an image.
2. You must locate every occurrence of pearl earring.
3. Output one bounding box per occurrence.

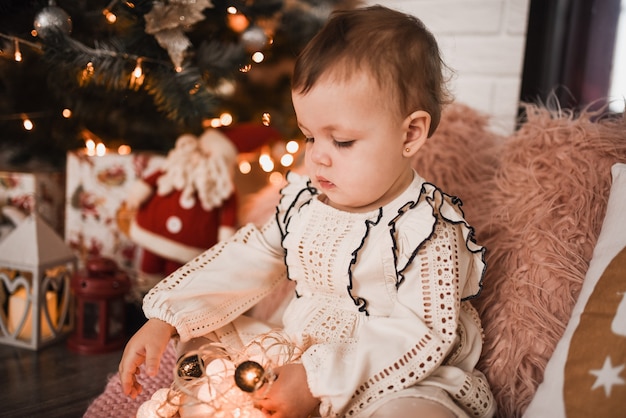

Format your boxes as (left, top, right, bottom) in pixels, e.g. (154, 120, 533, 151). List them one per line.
(405, 147, 410, 153)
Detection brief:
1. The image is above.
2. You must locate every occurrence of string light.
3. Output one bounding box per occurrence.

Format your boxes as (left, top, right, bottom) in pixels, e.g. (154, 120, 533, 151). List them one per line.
(103, 0, 119, 23)
(285, 140, 299, 154)
(22, 116, 33, 131)
(280, 153, 294, 167)
(85, 139, 96, 156)
(118, 144, 131, 155)
(238, 159, 252, 174)
(269, 172, 284, 185)
(130, 57, 144, 88)
(251, 51, 264, 63)
(261, 112, 271, 126)
(81, 61, 95, 84)
(62, 108, 72, 118)
(259, 152, 274, 173)
(14, 39, 22, 62)
(95, 142, 106, 156)
(219, 112, 233, 126)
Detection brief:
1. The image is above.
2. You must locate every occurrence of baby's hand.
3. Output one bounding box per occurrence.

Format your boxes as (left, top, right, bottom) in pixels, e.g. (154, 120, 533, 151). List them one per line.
(118, 319, 175, 399)
(255, 363, 319, 418)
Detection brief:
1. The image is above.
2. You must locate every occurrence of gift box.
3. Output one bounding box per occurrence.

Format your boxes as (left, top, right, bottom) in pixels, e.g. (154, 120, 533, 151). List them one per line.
(0, 169, 65, 242)
(64, 150, 164, 275)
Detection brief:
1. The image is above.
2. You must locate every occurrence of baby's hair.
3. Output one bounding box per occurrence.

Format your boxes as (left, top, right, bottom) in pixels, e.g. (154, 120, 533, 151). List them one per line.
(292, 5, 453, 136)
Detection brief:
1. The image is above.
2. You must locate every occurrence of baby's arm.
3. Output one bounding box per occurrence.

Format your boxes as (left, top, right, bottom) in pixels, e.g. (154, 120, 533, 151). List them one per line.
(119, 318, 176, 399)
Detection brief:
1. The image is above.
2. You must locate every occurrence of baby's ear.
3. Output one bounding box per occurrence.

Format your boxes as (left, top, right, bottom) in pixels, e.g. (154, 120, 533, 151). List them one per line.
(402, 110, 431, 157)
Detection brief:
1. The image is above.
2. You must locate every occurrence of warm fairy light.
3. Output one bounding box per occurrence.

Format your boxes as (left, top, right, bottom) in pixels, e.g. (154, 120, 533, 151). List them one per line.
(220, 112, 233, 126)
(239, 160, 252, 174)
(227, 13, 249, 33)
(269, 171, 284, 185)
(31, 29, 37, 37)
(252, 52, 264, 63)
(85, 139, 96, 156)
(285, 140, 299, 154)
(227, 6, 238, 14)
(210, 118, 221, 128)
(82, 62, 95, 82)
(22, 117, 33, 131)
(262, 112, 271, 126)
(175, 66, 182, 73)
(280, 153, 294, 167)
(103, 9, 117, 23)
(259, 153, 274, 173)
(14, 40, 21, 62)
(95, 143, 106, 156)
(240, 64, 251, 73)
(132, 58, 143, 78)
(62, 108, 72, 118)
(130, 58, 144, 88)
(118, 144, 131, 155)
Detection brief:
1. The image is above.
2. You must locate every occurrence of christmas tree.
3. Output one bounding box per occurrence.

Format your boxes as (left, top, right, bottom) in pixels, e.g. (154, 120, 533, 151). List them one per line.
(0, 0, 356, 167)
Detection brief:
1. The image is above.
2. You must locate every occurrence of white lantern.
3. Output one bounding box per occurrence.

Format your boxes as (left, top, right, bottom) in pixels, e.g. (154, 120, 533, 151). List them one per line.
(0, 214, 76, 350)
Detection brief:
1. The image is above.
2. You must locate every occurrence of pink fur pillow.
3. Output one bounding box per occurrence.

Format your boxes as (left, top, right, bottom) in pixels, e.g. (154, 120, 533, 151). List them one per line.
(468, 105, 626, 417)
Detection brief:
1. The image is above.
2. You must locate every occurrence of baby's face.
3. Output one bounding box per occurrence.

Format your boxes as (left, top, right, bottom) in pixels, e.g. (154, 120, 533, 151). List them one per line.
(292, 72, 415, 213)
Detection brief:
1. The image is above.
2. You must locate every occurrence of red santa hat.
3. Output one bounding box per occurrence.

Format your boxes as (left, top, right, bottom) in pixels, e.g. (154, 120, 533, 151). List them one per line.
(220, 123, 284, 153)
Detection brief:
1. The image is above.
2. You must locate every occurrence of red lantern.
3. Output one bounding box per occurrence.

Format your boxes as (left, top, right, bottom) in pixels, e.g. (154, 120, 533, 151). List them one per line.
(67, 256, 130, 354)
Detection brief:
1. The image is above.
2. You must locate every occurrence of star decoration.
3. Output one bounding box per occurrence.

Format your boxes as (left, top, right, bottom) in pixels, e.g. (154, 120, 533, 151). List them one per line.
(589, 356, 625, 397)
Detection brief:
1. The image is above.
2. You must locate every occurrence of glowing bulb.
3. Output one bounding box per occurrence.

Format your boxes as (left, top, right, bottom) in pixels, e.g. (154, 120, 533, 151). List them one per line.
(240, 64, 251, 73)
(269, 172, 284, 185)
(22, 117, 33, 131)
(239, 160, 251, 174)
(220, 112, 233, 126)
(81, 62, 95, 83)
(286, 140, 299, 154)
(85, 139, 96, 156)
(103, 9, 117, 23)
(132, 58, 143, 78)
(130, 58, 145, 88)
(96, 143, 106, 156)
(280, 153, 294, 167)
(227, 6, 238, 14)
(262, 112, 271, 126)
(118, 144, 131, 155)
(62, 108, 72, 118)
(210, 118, 221, 128)
(259, 154, 274, 173)
(252, 52, 264, 63)
(227, 13, 249, 33)
(14, 40, 21, 62)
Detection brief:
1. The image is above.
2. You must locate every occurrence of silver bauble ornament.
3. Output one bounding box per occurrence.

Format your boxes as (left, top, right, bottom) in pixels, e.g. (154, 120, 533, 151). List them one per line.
(34, 6, 72, 39)
(241, 26, 268, 51)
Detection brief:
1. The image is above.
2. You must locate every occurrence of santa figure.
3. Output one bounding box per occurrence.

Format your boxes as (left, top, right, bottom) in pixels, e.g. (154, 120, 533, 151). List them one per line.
(126, 124, 283, 280)
(127, 128, 240, 278)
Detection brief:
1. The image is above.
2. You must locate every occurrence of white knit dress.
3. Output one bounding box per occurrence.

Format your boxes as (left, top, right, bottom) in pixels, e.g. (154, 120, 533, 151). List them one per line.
(143, 172, 496, 418)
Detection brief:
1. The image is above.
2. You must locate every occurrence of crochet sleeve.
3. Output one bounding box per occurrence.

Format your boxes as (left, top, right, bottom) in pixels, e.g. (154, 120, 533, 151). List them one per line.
(142, 219, 287, 341)
(142, 172, 314, 342)
(302, 187, 488, 417)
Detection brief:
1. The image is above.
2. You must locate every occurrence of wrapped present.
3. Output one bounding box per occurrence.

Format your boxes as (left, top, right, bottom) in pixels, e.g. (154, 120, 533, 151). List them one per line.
(0, 169, 65, 242)
(64, 150, 164, 275)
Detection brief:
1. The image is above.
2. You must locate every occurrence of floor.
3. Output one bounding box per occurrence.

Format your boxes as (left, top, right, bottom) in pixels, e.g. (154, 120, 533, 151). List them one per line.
(0, 339, 123, 418)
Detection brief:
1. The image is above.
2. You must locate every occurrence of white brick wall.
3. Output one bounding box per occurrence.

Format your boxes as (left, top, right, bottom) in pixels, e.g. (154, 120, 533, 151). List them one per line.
(365, 0, 530, 134)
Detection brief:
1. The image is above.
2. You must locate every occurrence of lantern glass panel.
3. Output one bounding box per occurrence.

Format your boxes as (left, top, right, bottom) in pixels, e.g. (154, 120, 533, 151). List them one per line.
(108, 298, 124, 339)
(82, 301, 99, 339)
